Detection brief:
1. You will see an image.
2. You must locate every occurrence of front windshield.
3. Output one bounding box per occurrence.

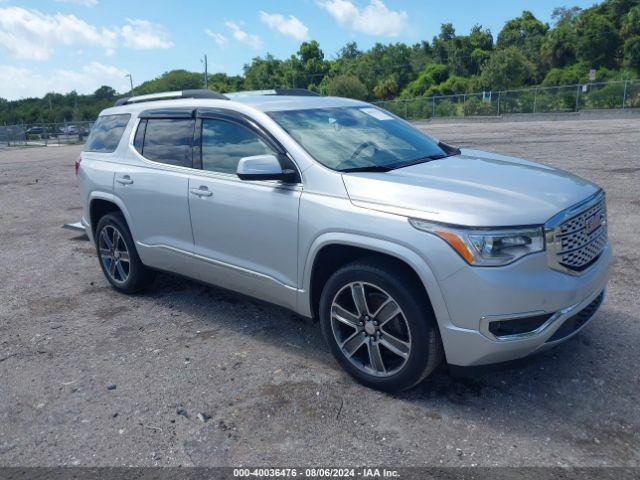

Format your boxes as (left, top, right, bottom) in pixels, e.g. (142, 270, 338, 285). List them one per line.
(268, 106, 454, 172)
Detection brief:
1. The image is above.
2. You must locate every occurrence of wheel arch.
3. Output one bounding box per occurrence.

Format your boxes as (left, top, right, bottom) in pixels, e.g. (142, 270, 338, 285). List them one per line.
(300, 233, 451, 330)
(88, 192, 134, 242)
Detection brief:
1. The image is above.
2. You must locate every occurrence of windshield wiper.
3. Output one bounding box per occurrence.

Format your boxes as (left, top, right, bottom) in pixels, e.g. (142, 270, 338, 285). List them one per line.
(340, 165, 392, 173)
(386, 154, 448, 170)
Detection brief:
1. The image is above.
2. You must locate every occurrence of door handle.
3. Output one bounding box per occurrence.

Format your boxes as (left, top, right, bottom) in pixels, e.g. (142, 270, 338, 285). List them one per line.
(190, 187, 212, 197)
(116, 175, 133, 185)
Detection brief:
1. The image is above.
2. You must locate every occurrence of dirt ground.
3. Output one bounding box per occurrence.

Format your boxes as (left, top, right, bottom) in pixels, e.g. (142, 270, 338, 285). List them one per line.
(0, 118, 638, 467)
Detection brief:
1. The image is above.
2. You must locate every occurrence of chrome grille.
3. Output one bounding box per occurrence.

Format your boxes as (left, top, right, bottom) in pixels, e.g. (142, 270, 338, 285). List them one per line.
(546, 193, 608, 274)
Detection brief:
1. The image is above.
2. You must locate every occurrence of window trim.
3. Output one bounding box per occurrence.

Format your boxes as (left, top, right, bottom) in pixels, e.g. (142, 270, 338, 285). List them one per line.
(132, 115, 196, 169)
(127, 108, 302, 187)
(195, 108, 300, 183)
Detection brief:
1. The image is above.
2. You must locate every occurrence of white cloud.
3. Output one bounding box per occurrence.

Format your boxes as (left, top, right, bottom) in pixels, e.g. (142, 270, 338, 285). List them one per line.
(55, 0, 99, 7)
(259, 11, 309, 41)
(205, 29, 228, 46)
(0, 62, 129, 100)
(0, 6, 117, 60)
(318, 0, 408, 37)
(120, 18, 173, 50)
(225, 21, 262, 49)
(0, 7, 172, 61)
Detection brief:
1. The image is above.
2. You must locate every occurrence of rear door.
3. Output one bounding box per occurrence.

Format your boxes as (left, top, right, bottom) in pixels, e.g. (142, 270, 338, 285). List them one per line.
(187, 111, 301, 308)
(114, 111, 196, 272)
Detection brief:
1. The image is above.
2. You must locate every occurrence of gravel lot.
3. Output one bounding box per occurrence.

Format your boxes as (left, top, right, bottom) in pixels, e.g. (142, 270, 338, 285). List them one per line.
(0, 118, 638, 467)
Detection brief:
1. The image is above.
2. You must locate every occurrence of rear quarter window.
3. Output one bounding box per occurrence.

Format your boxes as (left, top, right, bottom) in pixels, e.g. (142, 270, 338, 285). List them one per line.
(84, 114, 131, 153)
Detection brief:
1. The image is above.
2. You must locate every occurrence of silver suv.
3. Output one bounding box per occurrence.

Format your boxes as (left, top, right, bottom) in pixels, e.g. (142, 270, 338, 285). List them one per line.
(77, 89, 611, 392)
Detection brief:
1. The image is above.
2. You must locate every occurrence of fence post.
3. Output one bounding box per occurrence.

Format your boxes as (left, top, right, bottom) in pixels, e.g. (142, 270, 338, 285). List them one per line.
(497, 91, 501, 116)
(432, 97, 435, 118)
(575, 85, 581, 112)
(533, 87, 538, 113)
(404, 100, 408, 119)
(622, 80, 628, 109)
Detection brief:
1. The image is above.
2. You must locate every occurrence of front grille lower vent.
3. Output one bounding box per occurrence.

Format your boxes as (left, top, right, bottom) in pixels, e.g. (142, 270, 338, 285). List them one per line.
(547, 291, 604, 342)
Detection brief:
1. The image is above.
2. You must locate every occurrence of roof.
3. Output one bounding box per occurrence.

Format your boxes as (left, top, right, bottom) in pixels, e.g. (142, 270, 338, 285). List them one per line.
(230, 95, 367, 112)
(100, 94, 368, 117)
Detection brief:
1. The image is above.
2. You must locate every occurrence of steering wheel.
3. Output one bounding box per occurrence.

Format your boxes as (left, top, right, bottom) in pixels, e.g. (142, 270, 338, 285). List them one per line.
(335, 141, 380, 170)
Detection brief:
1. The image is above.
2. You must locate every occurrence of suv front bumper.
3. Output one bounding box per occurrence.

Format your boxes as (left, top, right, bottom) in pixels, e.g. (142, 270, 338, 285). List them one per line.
(436, 243, 612, 367)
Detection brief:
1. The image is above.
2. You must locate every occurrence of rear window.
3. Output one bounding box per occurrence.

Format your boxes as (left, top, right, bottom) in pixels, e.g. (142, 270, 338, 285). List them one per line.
(137, 118, 194, 168)
(84, 114, 131, 153)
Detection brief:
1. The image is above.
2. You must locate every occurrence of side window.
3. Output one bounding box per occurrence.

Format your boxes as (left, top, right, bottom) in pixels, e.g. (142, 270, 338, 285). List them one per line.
(201, 118, 275, 174)
(84, 114, 131, 153)
(133, 119, 146, 154)
(142, 118, 194, 167)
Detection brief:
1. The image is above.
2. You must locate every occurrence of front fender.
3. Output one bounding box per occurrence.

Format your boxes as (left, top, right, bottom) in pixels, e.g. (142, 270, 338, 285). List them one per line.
(298, 232, 453, 332)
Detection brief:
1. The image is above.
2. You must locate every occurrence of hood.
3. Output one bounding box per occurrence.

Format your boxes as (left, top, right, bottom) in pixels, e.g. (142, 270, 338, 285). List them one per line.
(342, 149, 600, 227)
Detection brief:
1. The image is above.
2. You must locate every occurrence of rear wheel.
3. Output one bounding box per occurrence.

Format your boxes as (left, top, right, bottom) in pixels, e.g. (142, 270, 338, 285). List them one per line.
(319, 258, 443, 392)
(95, 213, 154, 293)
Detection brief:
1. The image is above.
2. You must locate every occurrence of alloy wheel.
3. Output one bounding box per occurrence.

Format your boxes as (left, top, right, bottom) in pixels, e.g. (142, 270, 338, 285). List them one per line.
(98, 225, 130, 284)
(330, 281, 412, 377)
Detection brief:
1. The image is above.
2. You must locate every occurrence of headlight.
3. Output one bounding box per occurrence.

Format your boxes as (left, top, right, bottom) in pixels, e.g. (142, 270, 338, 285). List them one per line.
(409, 219, 545, 266)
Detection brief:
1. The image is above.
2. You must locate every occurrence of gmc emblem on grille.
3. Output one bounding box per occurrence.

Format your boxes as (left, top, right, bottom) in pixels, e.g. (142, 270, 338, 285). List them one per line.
(585, 212, 603, 234)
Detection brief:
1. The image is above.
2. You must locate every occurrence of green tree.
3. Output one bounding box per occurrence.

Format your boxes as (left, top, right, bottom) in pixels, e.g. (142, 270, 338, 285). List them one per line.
(621, 5, 640, 38)
(243, 55, 284, 89)
(324, 75, 368, 99)
(624, 36, 640, 70)
(479, 47, 536, 89)
(497, 11, 549, 61)
(401, 64, 449, 97)
(93, 86, 116, 100)
(551, 6, 582, 25)
(541, 24, 578, 67)
(575, 12, 621, 67)
(373, 78, 399, 100)
(133, 70, 203, 94)
(207, 73, 244, 93)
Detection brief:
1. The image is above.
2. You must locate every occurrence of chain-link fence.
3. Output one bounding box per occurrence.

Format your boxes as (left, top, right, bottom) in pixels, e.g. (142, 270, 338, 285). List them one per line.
(0, 121, 94, 147)
(374, 80, 640, 120)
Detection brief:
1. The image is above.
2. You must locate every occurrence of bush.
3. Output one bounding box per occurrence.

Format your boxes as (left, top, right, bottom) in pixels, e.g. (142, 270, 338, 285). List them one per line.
(325, 75, 368, 100)
(462, 97, 496, 116)
(435, 99, 458, 117)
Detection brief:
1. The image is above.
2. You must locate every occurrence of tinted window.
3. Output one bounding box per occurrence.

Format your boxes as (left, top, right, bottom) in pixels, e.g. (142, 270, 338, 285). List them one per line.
(142, 118, 194, 167)
(201, 119, 274, 174)
(133, 119, 146, 154)
(84, 114, 131, 153)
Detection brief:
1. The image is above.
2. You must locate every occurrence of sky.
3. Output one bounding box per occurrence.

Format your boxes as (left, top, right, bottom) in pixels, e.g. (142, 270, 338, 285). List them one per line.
(0, 0, 600, 100)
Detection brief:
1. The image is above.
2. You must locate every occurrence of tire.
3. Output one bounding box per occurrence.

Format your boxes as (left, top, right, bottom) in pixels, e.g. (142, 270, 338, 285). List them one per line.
(319, 258, 443, 392)
(95, 212, 155, 293)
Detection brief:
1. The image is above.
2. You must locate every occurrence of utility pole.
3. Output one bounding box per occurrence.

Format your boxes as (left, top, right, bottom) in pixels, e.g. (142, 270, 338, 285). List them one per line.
(125, 73, 133, 92)
(203, 55, 209, 89)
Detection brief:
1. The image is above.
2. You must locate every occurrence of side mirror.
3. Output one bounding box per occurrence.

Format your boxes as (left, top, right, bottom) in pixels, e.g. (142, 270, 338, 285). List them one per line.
(236, 154, 297, 182)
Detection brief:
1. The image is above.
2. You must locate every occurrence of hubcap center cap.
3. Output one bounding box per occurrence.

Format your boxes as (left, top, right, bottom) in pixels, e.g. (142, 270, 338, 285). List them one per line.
(364, 321, 376, 336)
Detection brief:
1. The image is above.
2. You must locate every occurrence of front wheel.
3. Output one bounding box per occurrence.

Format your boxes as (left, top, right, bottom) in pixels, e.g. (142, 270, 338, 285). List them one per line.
(319, 258, 443, 392)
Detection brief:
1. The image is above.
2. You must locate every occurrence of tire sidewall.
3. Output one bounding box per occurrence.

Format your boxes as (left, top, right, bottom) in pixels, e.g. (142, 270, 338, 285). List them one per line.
(319, 263, 435, 392)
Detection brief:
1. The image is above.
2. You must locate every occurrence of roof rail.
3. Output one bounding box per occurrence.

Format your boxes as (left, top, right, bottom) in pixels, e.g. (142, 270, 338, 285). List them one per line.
(114, 89, 228, 106)
(225, 88, 320, 98)
(274, 88, 320, 96)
